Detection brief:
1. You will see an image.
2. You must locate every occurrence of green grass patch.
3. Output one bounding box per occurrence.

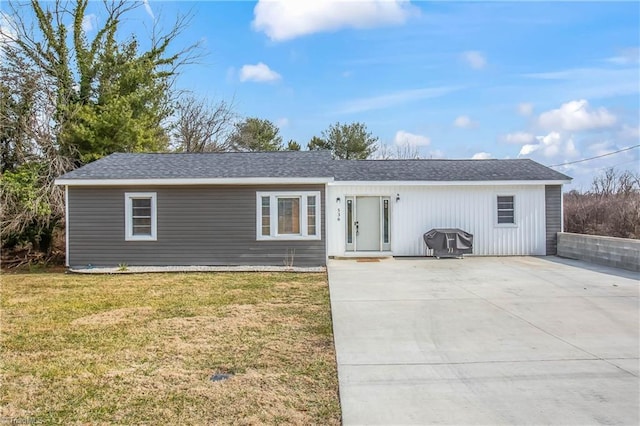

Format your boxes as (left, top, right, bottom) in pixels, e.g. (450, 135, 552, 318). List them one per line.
(1, 272, 340, 424)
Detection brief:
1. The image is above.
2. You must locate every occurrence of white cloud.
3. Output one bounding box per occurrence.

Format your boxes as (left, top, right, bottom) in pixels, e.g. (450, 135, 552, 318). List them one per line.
(518, 132, 579, 159)
(393, 130, 430, 146)
(461, 50, 486, 70)
(523, 67, 639, 99)
(537, 99, 617, 132)
(618, 124, 639, 140)
(252, 0, 416, 42)
(605, 47, 639, 65)
(503, 131, 536, 145)
(338, 85, 462, 114)
(587, 141, 615, 157)
(472, 152, 491, 159)
(519, 144, 539, 156)
(82, 14, 97, 32)
(538, 132, 562, 158)
(277, 117, 289, 128)
(565, 138, 579, 158)
(239, 62, 282, 83)
(142, 0, 155, 20)
(428, 149, 446, 159)
(517, 102, 534, 116)
(453, 115, 477, 129)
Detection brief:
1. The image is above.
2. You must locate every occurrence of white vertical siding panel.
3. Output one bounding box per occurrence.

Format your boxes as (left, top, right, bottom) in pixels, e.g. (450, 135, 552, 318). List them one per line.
(326, 184, 546, 257)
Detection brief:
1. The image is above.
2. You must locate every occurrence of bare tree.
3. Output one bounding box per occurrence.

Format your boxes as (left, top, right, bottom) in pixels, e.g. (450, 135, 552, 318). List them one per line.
(591, 168, 640, 197)
(172, 95, 236, 152)
(564, 167, 640, 239)
(591, 168, 617, 197)
(395, 143, 421, 159)
(374, 143, 421, 159)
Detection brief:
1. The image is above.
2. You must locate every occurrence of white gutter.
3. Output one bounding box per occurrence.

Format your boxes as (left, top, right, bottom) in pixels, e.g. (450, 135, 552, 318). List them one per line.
(327, 179, 572, 186)
(55, 177, 335, 186)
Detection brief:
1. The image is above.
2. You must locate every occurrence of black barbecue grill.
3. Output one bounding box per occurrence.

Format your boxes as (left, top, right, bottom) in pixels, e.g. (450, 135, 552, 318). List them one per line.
(424, 228, 473, 258)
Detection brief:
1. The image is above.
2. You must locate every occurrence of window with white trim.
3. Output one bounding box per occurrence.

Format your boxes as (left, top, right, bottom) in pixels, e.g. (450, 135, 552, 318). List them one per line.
(257, 191, 321, 240)
(497, 195, 515, 224)
(125, 192, 157, 241)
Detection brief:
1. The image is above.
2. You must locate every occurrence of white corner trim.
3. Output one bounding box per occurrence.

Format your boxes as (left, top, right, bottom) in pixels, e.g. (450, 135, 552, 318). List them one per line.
(560, 185, 565, 233)
(65, 185, 69, 267)
(55, 177, 334, 186)
(324, 187, 329, 263)
(124, 192, 157, 241)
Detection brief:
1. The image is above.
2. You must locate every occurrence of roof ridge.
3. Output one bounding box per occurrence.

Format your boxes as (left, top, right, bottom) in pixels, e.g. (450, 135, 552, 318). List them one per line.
(111, 150, 328, 155)
(342, 158, 529, 162)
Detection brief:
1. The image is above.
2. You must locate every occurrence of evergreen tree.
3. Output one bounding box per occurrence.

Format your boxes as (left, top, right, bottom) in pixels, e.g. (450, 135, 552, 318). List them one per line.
(308, 122, 378, 159)
(228, 118, 283, 151)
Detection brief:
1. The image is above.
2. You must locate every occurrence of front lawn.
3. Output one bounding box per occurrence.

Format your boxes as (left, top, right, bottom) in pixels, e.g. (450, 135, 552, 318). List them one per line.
(0, 272, 340, 424)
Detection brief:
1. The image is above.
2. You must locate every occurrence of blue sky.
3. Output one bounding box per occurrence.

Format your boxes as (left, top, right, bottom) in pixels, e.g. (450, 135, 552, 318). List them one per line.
(7, 1, 640, 189)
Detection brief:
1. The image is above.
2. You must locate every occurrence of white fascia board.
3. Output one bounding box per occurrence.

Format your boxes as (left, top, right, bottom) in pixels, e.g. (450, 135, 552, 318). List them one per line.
(55, 177, 334, 186)
(327, 179, 571, 186)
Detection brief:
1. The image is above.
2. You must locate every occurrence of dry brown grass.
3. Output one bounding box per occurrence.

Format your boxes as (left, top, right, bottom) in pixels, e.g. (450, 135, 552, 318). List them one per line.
(0, 272, 340, 425)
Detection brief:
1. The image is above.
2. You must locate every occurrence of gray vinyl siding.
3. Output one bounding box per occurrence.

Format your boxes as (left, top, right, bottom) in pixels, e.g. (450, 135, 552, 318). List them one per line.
(545, 185, 562, 255)
(67, 185, 326, 267)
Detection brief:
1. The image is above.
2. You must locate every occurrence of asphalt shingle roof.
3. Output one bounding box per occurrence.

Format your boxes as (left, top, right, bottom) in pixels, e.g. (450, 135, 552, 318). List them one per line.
(334, 158, 571, 181)
(57, 151, 571, 182)
(58, 151, 335, 179)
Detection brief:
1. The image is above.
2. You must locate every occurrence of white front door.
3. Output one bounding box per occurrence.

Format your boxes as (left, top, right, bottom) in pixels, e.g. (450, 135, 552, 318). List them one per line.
(356, 197, 381, 251)
(345, 196, 391, 252)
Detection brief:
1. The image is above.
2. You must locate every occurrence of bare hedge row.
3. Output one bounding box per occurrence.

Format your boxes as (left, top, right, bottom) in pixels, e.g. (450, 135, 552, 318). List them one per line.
(564, 192, 640, 239)
(563, 168, 640, 239)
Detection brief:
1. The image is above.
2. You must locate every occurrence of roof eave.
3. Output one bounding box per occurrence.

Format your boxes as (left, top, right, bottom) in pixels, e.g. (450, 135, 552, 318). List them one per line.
(55, 177, 335, 186)
(328, 179, 572, 186)
(55, 177, 572, 187)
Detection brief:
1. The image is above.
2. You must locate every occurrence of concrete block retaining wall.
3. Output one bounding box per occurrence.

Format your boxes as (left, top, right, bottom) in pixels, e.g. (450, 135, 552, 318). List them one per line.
(557, 232, 640, 272)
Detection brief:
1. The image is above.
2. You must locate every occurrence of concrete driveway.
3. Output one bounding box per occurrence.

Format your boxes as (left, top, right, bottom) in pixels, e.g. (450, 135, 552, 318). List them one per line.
(328, 256, 639, 425)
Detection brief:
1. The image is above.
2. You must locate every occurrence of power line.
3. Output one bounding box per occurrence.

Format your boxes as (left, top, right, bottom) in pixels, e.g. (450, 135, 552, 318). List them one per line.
(548, 144, 640, 167)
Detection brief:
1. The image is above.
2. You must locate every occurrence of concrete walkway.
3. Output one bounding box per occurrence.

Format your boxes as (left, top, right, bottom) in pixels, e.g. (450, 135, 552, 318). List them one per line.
(328, 256, 639, 425)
